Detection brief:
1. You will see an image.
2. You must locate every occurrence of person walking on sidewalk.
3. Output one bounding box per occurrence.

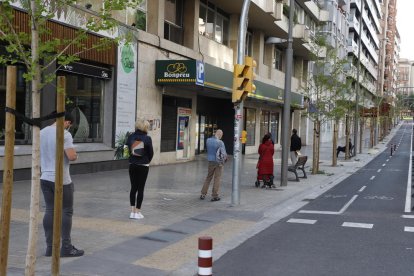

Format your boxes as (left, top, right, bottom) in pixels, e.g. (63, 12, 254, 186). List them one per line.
(126, 118, 154, 219)
(40, 112, 84, 257)
(200, 129, 227, 201)
(290, 129, 302, 165)
(257, 133, 275, 186)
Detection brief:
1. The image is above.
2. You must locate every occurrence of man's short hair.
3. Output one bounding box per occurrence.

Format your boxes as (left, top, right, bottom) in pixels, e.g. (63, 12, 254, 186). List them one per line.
(64, 111, 74, 123)
(292, 129, 297, 134)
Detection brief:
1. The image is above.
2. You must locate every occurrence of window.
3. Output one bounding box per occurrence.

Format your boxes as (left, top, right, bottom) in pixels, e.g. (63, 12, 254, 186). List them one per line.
(164, 0, 183, 44)
(65, 74, 104, 142)
(245, 31, 253, 56)
(244, 108, 256, 146)
(260, 110, 279, 143)
(199, 1, 229, 45)
(0, 65, 31, 143)
(274, 47, 283, 71)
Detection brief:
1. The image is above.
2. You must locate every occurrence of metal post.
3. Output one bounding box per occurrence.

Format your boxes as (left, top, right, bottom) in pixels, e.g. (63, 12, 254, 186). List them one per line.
(232, 0, 250, 205)
(376, 0, 388, 145)
(354, 0, 364, 157)
(280, 0, 294, 186)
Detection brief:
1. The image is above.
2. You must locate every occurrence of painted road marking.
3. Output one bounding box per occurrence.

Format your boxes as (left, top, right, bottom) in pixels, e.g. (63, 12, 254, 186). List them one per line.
(404, 227, 414, 232)
(370, 176, 375, 180)
(386, 159, 389, 162)
(287, 218, 317, 224)
(358, 186, 366, 192)
(299, 195, 358, 215)
(402, 215, 414, 219)
(382, 164, 386, 167)
(134, 219, 253, 271)
(342, 222, 373, 229)
(377, 169, 382, 173)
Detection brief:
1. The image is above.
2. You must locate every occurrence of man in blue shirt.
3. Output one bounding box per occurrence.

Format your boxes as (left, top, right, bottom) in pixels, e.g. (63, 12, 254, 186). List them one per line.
(200, 129, 227, 201)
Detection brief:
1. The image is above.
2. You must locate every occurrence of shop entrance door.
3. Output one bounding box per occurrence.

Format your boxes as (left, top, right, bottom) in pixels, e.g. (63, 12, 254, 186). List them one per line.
(176, 107, 191, 159)
(195, 115, 218, 154)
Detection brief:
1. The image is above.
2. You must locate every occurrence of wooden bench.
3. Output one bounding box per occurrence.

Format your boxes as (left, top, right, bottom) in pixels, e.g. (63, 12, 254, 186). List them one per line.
(288, 156, 308, 181)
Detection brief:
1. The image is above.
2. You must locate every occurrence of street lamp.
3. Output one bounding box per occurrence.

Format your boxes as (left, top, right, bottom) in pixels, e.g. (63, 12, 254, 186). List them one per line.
(280, 0, 294, 186)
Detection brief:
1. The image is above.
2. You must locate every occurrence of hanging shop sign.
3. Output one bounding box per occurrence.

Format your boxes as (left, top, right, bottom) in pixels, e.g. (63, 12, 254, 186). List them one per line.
(58, 62, 112, 79)
(156, 60, 202, 85)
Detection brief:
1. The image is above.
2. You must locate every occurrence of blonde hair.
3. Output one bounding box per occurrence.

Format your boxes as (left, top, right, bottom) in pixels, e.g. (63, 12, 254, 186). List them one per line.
(135, 118, 150, 133)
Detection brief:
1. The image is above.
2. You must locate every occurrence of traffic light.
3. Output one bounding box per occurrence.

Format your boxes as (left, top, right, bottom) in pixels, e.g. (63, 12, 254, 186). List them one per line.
(245, 56, 257, 94)
(241, 130, 247, 144)
(232, 56, 257, 103)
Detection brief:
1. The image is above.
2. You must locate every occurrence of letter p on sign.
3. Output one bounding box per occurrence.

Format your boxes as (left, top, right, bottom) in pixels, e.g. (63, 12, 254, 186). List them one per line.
(196, 60, 204, 86)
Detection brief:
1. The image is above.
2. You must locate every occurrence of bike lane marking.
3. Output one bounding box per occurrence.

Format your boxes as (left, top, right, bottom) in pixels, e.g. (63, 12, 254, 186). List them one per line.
(299, 195, 358, 215)
(287, 218, 317, 224)
(342, 222, 373, 229)
(404, 227, 414, 232)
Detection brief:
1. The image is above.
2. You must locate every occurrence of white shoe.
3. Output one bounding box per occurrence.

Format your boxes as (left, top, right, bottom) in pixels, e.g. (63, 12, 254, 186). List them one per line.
(129, 212, 135, 219)
(134, 212, 144, 219)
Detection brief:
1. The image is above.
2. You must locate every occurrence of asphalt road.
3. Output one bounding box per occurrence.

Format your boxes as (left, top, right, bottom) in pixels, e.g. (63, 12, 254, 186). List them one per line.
(214, 122, 414, 276)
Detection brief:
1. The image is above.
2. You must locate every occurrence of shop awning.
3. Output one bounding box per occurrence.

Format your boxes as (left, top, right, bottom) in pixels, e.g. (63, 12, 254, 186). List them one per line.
(155, 59, 303, 108)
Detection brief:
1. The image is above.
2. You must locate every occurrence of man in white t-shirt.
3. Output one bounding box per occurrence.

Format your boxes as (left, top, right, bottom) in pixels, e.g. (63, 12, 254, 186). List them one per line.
(40, 112, 84, 257)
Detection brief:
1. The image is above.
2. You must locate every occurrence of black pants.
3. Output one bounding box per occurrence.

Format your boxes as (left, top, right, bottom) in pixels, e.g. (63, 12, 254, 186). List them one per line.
(41, 180, 74, 248)
(129, 164, 149, 209)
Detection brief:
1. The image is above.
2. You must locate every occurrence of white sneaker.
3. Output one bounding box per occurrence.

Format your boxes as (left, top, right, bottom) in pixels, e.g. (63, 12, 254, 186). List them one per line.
(129, 212, 135, 219)
(134, 212, 144, 219)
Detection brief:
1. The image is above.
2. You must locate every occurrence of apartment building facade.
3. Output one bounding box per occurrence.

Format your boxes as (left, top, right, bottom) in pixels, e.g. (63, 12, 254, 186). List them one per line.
(0, 0, 329, 177)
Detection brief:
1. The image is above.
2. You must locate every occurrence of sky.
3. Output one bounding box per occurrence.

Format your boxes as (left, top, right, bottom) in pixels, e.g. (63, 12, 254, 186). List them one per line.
(396, 0, 414, 60)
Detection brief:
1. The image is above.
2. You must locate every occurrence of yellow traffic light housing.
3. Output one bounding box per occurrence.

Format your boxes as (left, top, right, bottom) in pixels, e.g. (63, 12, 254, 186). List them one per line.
(232, 56, 257, 103)
(245, 56, 257, 94)
(241, 130, 247, 144)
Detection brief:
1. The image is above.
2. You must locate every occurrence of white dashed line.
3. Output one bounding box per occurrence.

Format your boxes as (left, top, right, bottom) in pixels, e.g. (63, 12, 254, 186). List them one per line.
(377, 169, 382, 173)
(386, 159, 389, 162)
(287, 218, 317, 224)
(370, 176, 375, 180)
(358, 186, 366, 192)
(382, 164, 386, 167)
(402, 215, 414, 219)
(342, 222, 373, 229)
(404, 227, 414, 232)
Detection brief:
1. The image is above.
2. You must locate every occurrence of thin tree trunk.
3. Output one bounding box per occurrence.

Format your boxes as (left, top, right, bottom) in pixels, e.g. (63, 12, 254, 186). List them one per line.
(0, 66, 17, 276)
(332, 120, 338, 166)
(312, 120, 320, 174)
(25, 2, 41, 274)
(359, 117, 364, 154)
(345, 115, 350, 160)
(51, 78, 66, 275)
(316, 120, 320, 173)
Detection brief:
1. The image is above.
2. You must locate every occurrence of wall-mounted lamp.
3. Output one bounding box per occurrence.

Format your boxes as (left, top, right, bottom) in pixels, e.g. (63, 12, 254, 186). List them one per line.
(265, 37, 287, 44)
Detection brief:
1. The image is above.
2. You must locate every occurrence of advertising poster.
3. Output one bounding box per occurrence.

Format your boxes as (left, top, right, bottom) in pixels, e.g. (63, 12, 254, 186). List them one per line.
(115, 41, 137, 149)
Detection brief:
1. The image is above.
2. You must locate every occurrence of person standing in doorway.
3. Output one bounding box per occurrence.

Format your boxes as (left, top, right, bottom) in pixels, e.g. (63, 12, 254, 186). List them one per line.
(290, 129, 302, 165)
(200, 129, 227, 202)
(40, 112, 84, 257)
(126, 118, 154, 219)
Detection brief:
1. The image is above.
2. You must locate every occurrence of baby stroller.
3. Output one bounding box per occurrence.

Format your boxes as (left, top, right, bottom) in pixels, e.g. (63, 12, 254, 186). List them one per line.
(255, 173, 275, 189)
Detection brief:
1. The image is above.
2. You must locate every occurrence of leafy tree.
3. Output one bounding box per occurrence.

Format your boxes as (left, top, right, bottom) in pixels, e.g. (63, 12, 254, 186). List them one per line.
(0, 0, 139, 274)
(302, 34, 353, 172)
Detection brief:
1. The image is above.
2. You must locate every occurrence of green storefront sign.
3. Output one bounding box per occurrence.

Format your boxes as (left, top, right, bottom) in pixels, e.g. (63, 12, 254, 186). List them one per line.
(155, 60, 197, 84)
(155, 59, 303, 108)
